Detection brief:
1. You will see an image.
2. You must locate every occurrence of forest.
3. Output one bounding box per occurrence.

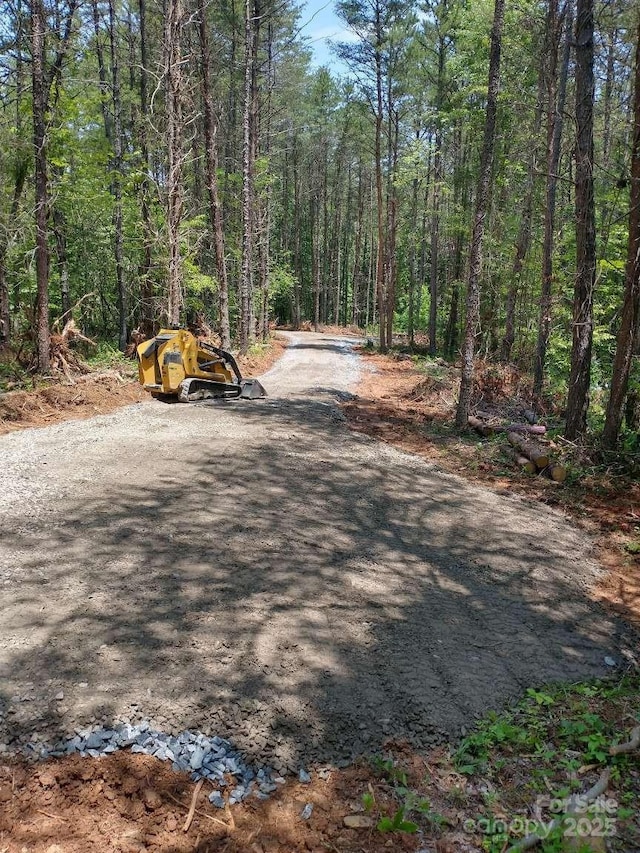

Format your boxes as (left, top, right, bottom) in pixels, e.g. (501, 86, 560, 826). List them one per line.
(0, 0, 638, 448)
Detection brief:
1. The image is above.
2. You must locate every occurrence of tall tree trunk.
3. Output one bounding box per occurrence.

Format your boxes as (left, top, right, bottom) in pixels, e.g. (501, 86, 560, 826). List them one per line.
(534, 0, 571, 395)
(258, 18, 273, 342)
(501, 68, 545, 362)
(138, 0, 154, 335)
(31, 0, 50, 371)
(0, 161, 27, 349)
(198, 0, 231, 348)
(109, 0, 127, 350)
(446, 124, 465, 362)
(429, 36, 446, 356)
(312, 190, 320, 332)
(239, 0, 254, 351)
(292, 133, 301, 328)
(455, 0, 506, 427)
(602, 21, 640, 448)
(565, 0, 596, 439)
(52, 198, 70, 320)
(602, 26, 617, 171)
(407, 168, 419, 347)
(164, 0, 184, 326)
(385, 110, 399, 350)
(366, 175, 375, 329)
(91, 0, 113, 143)
(352, 163, 364, 327)
(1, 0, 27, 348)
(374, 3, 386, 352)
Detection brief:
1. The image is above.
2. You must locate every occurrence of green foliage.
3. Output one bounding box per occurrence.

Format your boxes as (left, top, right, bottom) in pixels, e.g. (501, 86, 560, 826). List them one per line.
(268, 262, 297, 324)
(376, 807, 418, 834)
(361, 791, 375, 812)
(456, 676, 640, 777)
(86, 342, 133, 371)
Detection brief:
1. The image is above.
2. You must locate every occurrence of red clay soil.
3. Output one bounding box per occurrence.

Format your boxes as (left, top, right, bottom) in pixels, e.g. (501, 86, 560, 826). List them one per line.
(0, 750, 467, 853)
(343, 349, 640, 628)
(236, 335, 287, 376)
(0, 371, 146, 436)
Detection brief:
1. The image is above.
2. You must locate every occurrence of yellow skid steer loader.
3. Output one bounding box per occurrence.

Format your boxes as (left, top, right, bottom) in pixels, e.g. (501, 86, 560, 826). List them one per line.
(137, 328, 266, 402)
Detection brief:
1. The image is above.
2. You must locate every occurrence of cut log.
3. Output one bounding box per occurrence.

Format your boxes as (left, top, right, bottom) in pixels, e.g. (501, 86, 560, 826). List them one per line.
(468, 415, 493, 436)
(471, 413, 546, 435)
(500, 423, 546, 435)
(545, 463, 567, 483)
(505, 448, 537, 474)
(507, 431, 550, 469)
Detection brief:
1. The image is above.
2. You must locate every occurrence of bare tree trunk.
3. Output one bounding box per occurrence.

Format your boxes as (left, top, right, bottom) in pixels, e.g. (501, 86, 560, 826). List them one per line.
(1, 3, 26, 349)
(108, 0, 127, 350)
(0, 160, 27, 349)
(31, 0, 50, 371)
(239, 0, 254, 351)
(384, 110, 399, 350)
(352, 163, 364, 327)
(292, 133, 301, 328)
(501, 69, 545, 362)
(52, 198, 70, 320)
(455, 0, 505, 428)
(602, 21, 640, 448)
(534, 0, 571, 395)
(407, 167, 418, 347)
(164, 0, 184, 326)
(565, 0, 596, 439)
(374, 2, 386, 351)
(365, 174, 374, 329)
(198, 0, 230, 348)
(312, 190, 320, 331)
(429, 36, 446, 357)
(446, 125, 465, 361)
(602, 26, 617, 171)
(138, 0, 154, 335)
(258, 17, 273, 342)
(91, 0, 113, 142)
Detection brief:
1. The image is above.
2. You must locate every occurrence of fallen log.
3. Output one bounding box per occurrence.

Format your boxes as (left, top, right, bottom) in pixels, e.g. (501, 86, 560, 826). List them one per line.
(468, 415, 494, 436)
(472, 413, 546, 435)
(507, 431, 550, 469)
(500, 423, 546, 435)
(505, 448, 537, 475)
(545, 463, 567, 483)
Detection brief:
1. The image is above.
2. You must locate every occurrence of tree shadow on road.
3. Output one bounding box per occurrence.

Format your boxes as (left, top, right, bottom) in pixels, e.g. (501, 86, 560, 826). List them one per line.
(0, 394, 634, 773)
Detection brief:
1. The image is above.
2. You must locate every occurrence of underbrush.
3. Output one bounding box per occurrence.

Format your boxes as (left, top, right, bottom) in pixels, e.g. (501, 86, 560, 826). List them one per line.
(85, 341, 138, 377)
(363, 675, 639, 852)
(0, 350, 30, 392)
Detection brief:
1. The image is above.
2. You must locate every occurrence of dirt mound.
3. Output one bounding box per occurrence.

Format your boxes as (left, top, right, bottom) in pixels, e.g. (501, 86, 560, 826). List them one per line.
(0, 371, 145, 435)
(0, 753, 423, 853)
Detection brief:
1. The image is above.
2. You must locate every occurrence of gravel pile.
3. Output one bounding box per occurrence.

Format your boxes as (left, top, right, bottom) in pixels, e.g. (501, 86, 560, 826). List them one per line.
(19, 722, 299, 807)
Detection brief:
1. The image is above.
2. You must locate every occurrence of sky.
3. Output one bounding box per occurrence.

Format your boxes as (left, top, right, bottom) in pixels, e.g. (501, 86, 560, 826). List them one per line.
(298, 0, 358, 70)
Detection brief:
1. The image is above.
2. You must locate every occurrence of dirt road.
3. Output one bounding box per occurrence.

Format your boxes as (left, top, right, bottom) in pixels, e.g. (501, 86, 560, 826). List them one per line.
(0, 333, 631, 770)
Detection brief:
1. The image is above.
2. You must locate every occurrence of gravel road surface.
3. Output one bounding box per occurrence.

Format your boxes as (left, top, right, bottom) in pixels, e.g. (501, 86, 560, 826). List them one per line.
(0, 333, 631, 770)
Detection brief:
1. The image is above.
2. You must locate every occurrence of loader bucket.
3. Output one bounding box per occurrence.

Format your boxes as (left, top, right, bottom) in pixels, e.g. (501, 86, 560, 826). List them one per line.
(240, 378, 267, 399)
